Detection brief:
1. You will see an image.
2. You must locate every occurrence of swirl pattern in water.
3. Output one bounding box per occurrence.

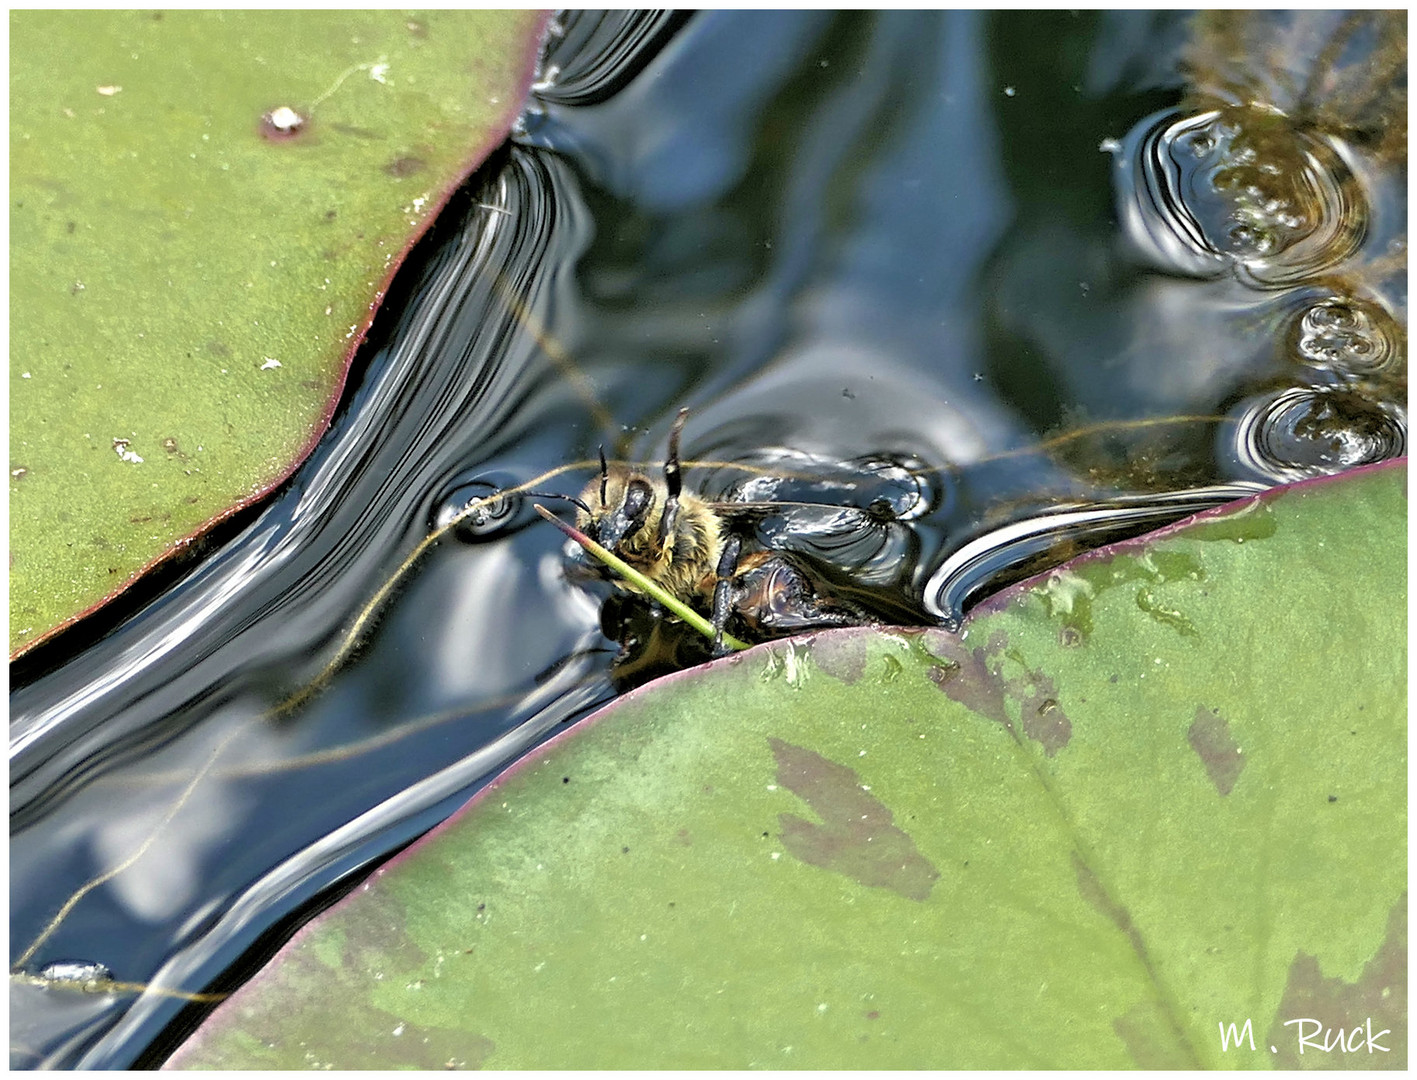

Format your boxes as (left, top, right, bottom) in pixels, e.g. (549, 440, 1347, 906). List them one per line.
(1115, 103, 1366, 288)
(1226, 386, 1406, 484)
(1285, 294, 1404, 378)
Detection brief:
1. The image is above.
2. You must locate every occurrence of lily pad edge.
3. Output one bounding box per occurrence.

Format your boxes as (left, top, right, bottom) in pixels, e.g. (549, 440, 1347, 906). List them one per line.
(10, 12, 552, 661)
(236, 459, 1411, 960)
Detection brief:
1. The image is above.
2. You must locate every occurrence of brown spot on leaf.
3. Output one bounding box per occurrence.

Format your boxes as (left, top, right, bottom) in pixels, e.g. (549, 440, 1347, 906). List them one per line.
(1266, 893, 1406, 1068)
(926, 662, 959, 689)
(179, 934, 494, 1069)
(338, 885, 428, 978)
(925, 637, 1011, 724)
(769, 738, 939, 901)
(1188, 706, 1245, 796)
(1024, 693, 1068, 754)
(924, 631, 1072, 755)
(811, 633, 868, 684)
(383, 155, 426, 178)
(1113, 1001, 1196, 1068)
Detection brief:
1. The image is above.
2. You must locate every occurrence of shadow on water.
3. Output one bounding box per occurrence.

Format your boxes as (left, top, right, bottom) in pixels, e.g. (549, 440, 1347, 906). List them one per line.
(9, 10, 1405, 1067)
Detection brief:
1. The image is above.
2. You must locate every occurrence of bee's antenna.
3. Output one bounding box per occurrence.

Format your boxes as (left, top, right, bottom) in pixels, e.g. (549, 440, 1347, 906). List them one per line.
(598, 445, 609, 507)
(658, 407, 689, 549)
(528, 491, 591, 515)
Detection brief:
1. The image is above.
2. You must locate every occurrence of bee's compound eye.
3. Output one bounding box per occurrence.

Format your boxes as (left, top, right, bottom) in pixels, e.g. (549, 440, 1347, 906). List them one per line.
(622, 478, 653, 525)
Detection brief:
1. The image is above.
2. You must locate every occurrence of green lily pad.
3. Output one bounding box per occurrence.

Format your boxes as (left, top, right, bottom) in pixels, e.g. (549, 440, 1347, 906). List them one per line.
(9, 9, 543, 654)
(164, 463, 1405, 1069)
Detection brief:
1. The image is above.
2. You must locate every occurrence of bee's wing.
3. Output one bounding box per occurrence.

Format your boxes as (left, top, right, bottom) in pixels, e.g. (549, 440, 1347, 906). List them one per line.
(707, 499, 917, 590)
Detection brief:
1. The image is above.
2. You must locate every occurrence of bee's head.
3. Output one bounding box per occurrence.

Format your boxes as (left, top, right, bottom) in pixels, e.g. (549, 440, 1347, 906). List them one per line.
(576, 466, 666, 559)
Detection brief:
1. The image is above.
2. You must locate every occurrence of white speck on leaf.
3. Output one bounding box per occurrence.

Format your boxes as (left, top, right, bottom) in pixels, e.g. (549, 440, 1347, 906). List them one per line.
(97, 84, 122, 96)
(260, 357, 281, 370)
(112, 438, 143, 464)
(267, 105, 304, 132)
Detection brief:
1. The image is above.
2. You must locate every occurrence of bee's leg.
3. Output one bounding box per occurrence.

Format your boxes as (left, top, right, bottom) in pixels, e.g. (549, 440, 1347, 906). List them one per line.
(710, 534, 742, 657)
(657, 407, 689, 550)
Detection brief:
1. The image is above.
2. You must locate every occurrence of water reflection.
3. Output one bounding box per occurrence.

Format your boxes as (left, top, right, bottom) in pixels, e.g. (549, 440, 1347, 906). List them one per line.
(9, 9, 1405, 1068)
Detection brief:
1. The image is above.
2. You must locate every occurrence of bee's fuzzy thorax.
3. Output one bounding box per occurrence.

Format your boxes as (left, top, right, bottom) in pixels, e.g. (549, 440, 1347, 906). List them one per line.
(663, 492, 724, 597)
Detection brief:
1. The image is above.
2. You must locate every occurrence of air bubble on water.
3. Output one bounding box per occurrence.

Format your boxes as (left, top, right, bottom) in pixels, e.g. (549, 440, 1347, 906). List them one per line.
(39, 960, 113, 989)
(1287, 295, 1403, 377)
(432, 474, 526, 541)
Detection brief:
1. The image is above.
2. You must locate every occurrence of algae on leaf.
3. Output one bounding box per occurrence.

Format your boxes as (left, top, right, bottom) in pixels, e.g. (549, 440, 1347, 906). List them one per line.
(10, 9, 543, 653)
(166, 463, 1405, 1069)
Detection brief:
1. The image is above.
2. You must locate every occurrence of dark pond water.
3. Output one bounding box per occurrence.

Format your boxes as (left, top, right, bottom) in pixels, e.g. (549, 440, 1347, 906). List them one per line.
(9, 10, 1406, 1068)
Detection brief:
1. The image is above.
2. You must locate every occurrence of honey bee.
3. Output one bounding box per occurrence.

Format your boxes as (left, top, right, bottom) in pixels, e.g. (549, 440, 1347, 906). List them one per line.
(560, 409, 930, 667)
